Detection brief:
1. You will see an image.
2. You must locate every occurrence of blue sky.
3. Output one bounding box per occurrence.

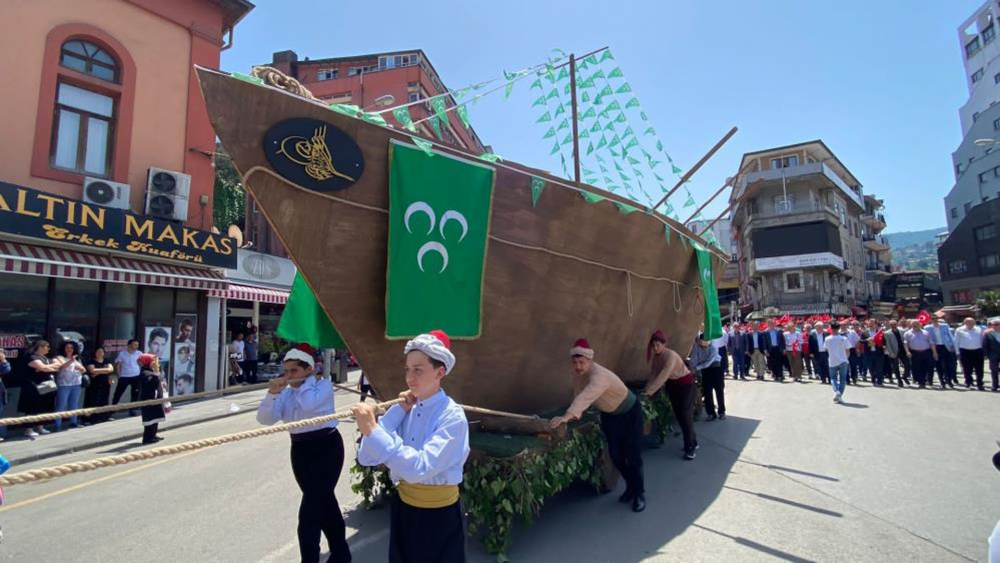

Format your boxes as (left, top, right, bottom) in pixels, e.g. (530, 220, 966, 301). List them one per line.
(222, 0, 985, 232)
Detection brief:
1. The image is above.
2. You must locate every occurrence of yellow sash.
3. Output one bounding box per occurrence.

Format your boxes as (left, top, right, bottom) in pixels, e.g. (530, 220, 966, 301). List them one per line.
(397, 481, 460, 509)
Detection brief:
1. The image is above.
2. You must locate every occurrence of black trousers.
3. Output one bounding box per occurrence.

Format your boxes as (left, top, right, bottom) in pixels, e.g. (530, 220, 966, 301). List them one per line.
(242, 360, 259, 384)
(701, 364, 726, 416)
(84, 377, 113, 423)
(848, 351, 862, 383)
(911, 349, 934, 387)
(600, 399, 644, 497)
(111, 377, 141, 413)
(142, 423, 159, 442)
(900, 353, 912, 380)
(719, 347, 729, 375)
(936, 346, 958, 386)
(813, 353, 830, 383)
(868, 352, 885, 385)
(665, 381, 697, 451)
(989, 357, 1000, 390)
(389, 495, 465, 563)
(959, 348, 985, 387)
(767, 350, 784, 380)
(290, 430, 351, 563)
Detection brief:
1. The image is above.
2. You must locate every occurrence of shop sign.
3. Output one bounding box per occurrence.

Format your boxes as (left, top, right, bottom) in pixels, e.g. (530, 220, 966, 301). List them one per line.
(0, 181, 236, 268)
(102, 339, 129, 354)
(754, 252, 844, 272)
(0, 334, 27, 357)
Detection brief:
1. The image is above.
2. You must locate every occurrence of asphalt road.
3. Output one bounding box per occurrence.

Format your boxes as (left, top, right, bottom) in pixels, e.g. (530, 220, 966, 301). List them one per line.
(1, 378, 997, 562)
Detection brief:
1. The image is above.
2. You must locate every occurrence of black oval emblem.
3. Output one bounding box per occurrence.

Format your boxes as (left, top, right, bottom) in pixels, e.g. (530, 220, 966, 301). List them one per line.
(263, 118, 364, 192)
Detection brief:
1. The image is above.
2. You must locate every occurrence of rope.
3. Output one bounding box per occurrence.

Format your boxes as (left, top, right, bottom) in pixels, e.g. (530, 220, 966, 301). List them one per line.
(626, 272, 634, 318)
(0, 382, 271, 427)
(0, 396, 547, 486)
(250, 66, 317, 100)
(673, 281, 683, 313)
(0, 398, 405, 487)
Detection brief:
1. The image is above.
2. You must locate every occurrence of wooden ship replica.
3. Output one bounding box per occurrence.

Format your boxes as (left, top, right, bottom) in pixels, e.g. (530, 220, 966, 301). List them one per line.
(196, 57, 732, 416)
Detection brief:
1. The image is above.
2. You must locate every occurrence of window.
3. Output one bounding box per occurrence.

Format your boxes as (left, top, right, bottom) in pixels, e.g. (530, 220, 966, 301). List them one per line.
(974, 111, 981, 122)
(773, 194, 795, 214)
(784, 271, 804, 293)
(378, 53, 419, 70)
(994, 117, 1000, 131)
(985, 23, 996, 44)
(50, 278, 100, 353)
(967, 36, 982, 57)
(948, 259, 968, 274)
(0, 275, 48, 344)
(965, 201, 973, 213)
(951, 207, 959, 218)
(956, 162, 964, 176)
(347, 65, 377, 76)
(60, 40, 119, 82)
(51, 82, 115, 176)
(973, 68, 985, 83)
(408, 92, 421, 103)
(316, 68, 338, 80)
(951, 290, 971, 303)
(979, 253, 1000, 270)
(980, 171, 990, 185)
(33, 27, 135, 185)
(770, 155, 798, 169)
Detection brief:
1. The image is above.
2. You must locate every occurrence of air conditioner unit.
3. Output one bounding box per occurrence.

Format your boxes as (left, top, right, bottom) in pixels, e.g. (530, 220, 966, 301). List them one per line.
(82, 177, 131, 210)
(144, 167, 191, 222)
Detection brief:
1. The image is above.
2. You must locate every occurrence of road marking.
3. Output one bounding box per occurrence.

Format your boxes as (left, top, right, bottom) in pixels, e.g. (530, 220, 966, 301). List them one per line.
(0, 450, 200, 513)
(257, 512, 389, 562)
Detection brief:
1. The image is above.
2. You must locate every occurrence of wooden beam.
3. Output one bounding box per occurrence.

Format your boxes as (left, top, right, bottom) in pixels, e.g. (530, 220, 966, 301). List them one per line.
(652, 126, 738, 211)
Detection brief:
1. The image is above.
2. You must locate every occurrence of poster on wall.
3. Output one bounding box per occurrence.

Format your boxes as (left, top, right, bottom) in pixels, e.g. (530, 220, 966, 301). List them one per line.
(144, 326, 172, 379)
(172, 315, 198, 397)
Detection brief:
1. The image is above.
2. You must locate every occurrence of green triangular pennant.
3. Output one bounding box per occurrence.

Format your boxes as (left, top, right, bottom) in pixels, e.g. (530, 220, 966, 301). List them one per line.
(628, 156, 641, 166)
(581, 191, 604, 204)
(664, 224, 672, 244)
(411, 136, 434, 157)
(600, 50, 614, 62)
(536, 111, 552, 123)
(586, 54, 599, 65)
(582, 107, 597, 119)
(456, 105, 471, 129)
(556, 118, 569, 131)
(586, 141, 595, 156)
(542, 127, 556, 139)
(672, 164, 683, 174)
(579, 129, 590, 138)
(606, 100, 621, 111)
(428, 114, 443, 140)
(596, 135, 608, 149)
(392, 107, 416, 132)
(505, 81, 515, 98)
(530, 176, 545, 207)
(644, 126, 656, 136)
(530, 78, 542, 90)
(625, 97, 640, 109)
(532, 95, 547, 107)
(607, 67, 624, 79)
(615, 113, 627, 123)
(684, 194, 696, 207)
(557, 67, 569, 81)
(615, 82, 632, 94)
(561, 133, 572, 146)
(640, 111, 649, 121)
(550, 141, 561, 155)
(609, 135, 621, 147)
(616, 202, 639, 214)
(590, 121, 602, 133)
(554, 104, 566, 117)
(591, 69, 606, 80)
(581, 91, 590, 103)
(546, 88, 559, 100)
(625, 137, 639, 150)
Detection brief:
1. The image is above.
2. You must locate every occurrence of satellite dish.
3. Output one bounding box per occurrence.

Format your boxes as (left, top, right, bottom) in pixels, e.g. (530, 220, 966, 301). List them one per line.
(227, 225, 244, 247)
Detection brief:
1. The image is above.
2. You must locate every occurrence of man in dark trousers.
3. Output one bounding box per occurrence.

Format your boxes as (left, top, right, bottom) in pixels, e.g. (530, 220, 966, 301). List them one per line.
(764, 319, 786, 382)
(745, 323, 768, 380)
(809, 322, 830, 385)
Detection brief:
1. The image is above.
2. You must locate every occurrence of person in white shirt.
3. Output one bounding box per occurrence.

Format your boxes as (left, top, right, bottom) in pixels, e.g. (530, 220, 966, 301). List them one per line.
(846, 321, 862, 385)
(257, 345, 350, 563)
(354, 330, 469, 563)
(955, 317, 986, 389)
(112, 339, 143, 416)
(825, 321, 851, 403)
(783, 323, 804, 382)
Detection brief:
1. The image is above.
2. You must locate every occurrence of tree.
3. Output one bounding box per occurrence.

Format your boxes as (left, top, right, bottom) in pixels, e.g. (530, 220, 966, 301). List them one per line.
(979, 289, 1000, 317)
(213, 153, 245, 231)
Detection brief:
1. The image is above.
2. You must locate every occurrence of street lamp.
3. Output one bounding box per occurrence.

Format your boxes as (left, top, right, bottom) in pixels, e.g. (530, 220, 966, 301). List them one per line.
(975, 138, 997, 146)
(362, 94, 395, 112)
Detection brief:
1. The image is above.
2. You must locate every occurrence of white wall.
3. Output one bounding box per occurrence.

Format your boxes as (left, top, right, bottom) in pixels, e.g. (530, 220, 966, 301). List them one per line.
(204, 297, 223, 392)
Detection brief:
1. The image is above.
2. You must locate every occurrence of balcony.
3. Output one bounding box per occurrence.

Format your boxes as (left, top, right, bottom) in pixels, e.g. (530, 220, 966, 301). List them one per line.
(737, 162, 864, 209)
(865, 262, 893, 280)
(861, 212, 887, 231)
(863, 234, 890, 252)
(741, 200, 839, 233)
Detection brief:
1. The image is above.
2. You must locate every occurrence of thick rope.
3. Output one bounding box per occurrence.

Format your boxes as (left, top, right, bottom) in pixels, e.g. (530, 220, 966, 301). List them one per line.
(626, 272, 634, 318)
(0, 398, 404, 487)
(673, 281, 683, 313)
(0, 398, 547, 486)
(250, 66, 317, 100)
(0, 382, 271, 427)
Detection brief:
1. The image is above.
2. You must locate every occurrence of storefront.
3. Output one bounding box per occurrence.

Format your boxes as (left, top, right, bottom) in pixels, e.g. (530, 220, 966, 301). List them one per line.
(0, 182, 236, 409)
(208, 249, 294, 381)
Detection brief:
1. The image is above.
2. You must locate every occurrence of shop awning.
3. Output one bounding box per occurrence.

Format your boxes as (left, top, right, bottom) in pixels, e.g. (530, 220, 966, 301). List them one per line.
(208, 283, 289, 304)
(0, 241, 227, 291)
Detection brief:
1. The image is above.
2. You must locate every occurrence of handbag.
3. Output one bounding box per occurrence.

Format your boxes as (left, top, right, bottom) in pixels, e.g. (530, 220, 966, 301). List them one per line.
(35, 379, 57, 395)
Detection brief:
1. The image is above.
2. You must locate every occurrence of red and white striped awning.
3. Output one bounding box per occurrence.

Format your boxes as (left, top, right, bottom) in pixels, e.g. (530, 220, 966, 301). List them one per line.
(0, 241, 227, 291)
(208, 283, 289, 304)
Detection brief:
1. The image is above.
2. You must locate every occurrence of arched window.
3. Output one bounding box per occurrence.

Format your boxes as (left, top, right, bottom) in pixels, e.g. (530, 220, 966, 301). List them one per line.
(32, 25, 136, 185)
(60, 40, 119, 83)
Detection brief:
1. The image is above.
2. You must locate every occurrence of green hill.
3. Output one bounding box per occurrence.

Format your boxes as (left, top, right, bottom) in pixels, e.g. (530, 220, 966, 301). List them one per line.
(884, 228, 945, 248)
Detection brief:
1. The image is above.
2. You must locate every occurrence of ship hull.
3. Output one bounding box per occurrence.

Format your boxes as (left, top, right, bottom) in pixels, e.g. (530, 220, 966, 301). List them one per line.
(198, 69, 717, 414)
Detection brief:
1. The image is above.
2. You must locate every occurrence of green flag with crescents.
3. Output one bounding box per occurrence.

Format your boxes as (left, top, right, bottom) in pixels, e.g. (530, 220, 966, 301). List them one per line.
(428, 115, 443, 140)
(277, 272, 346, 349)
(393, 107, 417, 132)
(432, 98, 449, 126)
(530, 176, 545, 207)
(387, 142, 495, 338)
(456, 106, 471, 129)
(695, 243, 722, 340)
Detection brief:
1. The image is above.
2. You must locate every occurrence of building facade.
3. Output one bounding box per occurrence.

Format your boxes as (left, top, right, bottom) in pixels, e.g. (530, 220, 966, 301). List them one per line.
(0, 0, 253, 408)
(729, 140, 888, 317)
(862, 193, 894, 315)
(958, 1, 1000, 138)
(939, 197, 1000, 305)
(882, 271, 944, 317)
(244, 49, 487, 257)
(945, 102, 1000, 232)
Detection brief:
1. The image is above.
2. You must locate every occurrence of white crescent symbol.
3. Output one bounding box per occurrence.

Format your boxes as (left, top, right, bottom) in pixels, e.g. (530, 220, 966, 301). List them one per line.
(417, 242, 449, 273)
(439, 210, 468, 242)
(404, 202, 435, 235)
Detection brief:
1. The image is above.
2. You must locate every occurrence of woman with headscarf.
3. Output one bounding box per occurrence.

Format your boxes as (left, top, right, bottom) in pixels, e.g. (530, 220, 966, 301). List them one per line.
(137, 353, 166, 444)
(643, 329, 698, 460)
